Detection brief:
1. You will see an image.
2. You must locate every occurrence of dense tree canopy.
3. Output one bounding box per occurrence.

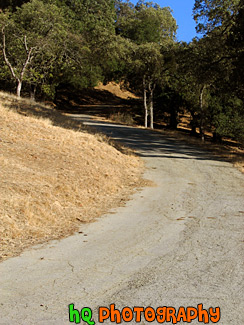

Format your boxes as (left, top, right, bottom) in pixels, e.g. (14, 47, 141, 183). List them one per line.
(115, 0, 177, 128)
(116, 0, 176, 44)
(193, 0, 240, 34)
(191, 0, 244, 141)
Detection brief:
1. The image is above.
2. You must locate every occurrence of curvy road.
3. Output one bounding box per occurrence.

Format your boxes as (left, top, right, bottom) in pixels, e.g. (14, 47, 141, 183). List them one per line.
(0, 115, 243, 324)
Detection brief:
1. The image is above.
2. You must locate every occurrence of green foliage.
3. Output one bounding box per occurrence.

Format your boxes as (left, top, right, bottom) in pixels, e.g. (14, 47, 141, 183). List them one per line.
(0, 0, 243, 141)
(226, 0, 244, 97)
(207, 93, 244, 141)
(190, 0, 244, 141)
(115, 0, 175, 87)
(193, 0, 240, 34)
(116, 0, 177, 44)
(59, 0, 117, 83)
(0, 0, 105, 97)
(114, 1, 177, 128)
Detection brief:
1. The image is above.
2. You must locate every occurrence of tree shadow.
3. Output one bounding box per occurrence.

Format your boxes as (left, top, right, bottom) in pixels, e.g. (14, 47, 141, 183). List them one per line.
(72, 116, 243, 164)
(2, 91, 243, 165)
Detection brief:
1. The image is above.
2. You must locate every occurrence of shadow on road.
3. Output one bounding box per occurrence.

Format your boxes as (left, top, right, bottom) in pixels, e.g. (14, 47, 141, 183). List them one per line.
(71, 115, 234, 163)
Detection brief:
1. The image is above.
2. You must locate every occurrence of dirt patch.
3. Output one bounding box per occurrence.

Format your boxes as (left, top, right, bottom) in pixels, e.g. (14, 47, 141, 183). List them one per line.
(0, 93, 144, 261)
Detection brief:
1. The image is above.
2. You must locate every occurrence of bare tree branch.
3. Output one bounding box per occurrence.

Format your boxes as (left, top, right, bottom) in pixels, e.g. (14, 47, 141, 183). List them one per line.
(1, 26, 18, 82)
(2, 27, 36, 97)
(24, 35, 28, 54)
(20, 45, 34, 81)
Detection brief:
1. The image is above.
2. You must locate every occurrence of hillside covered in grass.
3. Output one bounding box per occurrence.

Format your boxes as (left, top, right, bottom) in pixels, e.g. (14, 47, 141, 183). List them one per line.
(0, 92, 143, 260)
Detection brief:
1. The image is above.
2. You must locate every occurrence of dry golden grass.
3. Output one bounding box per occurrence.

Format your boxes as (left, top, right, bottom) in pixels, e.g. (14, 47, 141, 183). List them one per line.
(95, 82, 139, 99)
(0, 92, 144, 261)
(234, 157, 244, 173)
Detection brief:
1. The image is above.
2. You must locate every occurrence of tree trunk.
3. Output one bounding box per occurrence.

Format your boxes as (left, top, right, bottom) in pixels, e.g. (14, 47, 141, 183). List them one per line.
(54, 85, 59, 105)
(170, 107, 178, 129)
(2, 28, 34, 99)
(149, 82, 154, 129)
(199, 85, 205, 141)
(149, 95, 153, 129)
(30, 84, 36, 101)
(143, 76, 148, 128)
(190, 111, 198, 136)
(17, 80, 22, 98)
(213, 131, 222, 143)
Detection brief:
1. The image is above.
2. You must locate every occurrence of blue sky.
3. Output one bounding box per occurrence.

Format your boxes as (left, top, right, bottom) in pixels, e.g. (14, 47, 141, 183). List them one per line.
(130, 0, 199, 43)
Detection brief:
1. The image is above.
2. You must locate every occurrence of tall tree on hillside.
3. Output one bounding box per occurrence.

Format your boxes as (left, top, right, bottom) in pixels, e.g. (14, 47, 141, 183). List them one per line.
(192, 0, 244, 141)
(1, 1, 63, 96)
(181, 37, 229, 138)
(116, 0, 177, 128)
(116, 0, 176, 44)
(0, 0, 90, 98)
(1, 13, 34, 97)
(226, 0, 244, 96)
(60, 0, 117, 84)
(133, 43, 163, 128)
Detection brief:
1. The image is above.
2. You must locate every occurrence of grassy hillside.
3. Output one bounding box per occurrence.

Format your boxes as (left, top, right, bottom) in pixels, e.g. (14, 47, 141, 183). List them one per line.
(0, 92, 143, 261)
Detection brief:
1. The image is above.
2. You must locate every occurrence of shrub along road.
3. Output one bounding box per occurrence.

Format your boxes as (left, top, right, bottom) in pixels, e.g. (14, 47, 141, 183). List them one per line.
(0, 115, 243, 324)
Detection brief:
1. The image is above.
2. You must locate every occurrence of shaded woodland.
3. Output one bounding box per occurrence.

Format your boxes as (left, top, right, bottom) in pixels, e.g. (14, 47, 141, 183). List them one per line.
(0, 0, 243, 142)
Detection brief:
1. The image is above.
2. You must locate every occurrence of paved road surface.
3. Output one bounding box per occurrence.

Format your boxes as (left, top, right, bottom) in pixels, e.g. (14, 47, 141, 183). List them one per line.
(0, 116, 243, 324)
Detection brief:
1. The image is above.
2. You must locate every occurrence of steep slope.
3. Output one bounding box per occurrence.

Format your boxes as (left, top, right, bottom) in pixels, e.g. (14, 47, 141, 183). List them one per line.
(0, 93, 143, 260)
